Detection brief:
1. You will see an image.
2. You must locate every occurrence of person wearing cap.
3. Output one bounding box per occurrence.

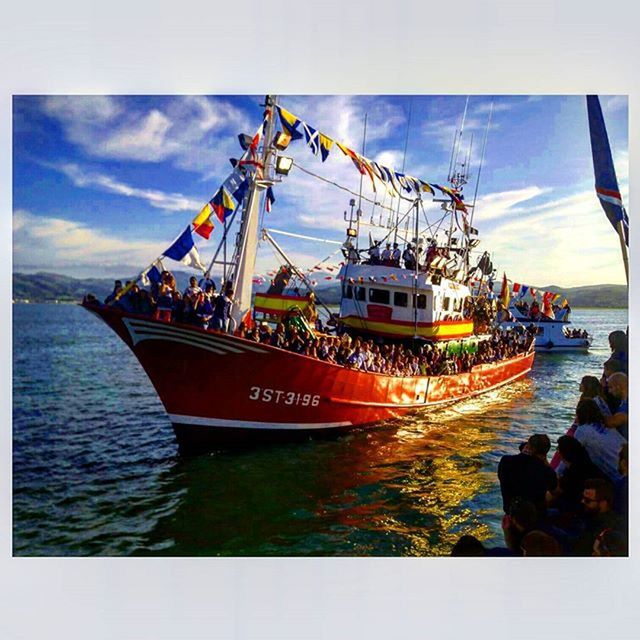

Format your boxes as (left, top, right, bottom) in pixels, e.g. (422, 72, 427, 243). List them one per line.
(498, 433, 558, 515)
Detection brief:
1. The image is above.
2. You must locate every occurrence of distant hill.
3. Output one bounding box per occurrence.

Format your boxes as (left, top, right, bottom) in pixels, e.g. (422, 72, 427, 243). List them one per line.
(533, 284, 628, 309)
(12, 271, 198, 303)
(12, 272, 628, 308)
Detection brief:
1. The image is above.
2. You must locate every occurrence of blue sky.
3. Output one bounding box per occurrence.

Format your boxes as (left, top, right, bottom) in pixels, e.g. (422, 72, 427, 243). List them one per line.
(12, 94, 628, 286)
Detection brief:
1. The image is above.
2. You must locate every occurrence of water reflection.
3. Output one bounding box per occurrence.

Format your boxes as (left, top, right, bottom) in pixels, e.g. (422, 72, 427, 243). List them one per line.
(138, 379, 534, 556)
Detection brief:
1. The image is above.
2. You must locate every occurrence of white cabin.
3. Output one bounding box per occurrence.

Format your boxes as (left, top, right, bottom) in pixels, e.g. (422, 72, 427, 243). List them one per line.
(338, 264, 474, 341)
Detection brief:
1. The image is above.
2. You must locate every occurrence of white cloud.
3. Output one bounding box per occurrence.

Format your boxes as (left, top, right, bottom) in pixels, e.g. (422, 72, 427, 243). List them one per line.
(473, 186, 549, 221)
(478, 190, 627, 286)
(55, 163, 202, 212)
(473, 100, 514, 115)
(282, 95, 406, 150)
(100, 109, 173, 161)
(41, 95, 252, 177)
(602, 95, 627, 113)
(13, 209, 162, 273)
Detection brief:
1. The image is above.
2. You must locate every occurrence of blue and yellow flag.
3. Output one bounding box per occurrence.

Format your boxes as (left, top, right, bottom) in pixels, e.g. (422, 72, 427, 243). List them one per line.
(419, 180, 435, 195)
(318, 133, 334, 162)
(277, 106, 304, 141)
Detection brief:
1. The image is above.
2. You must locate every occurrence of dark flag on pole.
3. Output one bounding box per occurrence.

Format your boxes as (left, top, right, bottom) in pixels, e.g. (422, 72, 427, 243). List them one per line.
(586, 95, 629, 246)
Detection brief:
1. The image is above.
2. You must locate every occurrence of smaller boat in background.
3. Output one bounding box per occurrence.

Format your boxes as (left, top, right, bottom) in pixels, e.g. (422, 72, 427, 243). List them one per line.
(501, 301, 591, 352)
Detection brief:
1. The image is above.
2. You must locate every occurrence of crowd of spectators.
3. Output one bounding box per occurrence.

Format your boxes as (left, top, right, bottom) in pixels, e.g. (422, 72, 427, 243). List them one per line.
(451, 330, 629, 557)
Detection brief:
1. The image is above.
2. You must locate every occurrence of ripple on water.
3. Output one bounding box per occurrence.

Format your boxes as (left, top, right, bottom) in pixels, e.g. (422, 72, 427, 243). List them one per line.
(13, 305, 628, 555)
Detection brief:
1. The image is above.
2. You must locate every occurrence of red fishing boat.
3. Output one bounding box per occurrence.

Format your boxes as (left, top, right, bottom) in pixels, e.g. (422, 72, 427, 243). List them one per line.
(84, 95, 535, 449)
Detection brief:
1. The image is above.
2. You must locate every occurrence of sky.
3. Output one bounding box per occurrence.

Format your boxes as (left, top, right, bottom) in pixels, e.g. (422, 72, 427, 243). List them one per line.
(12, 94, 628, 287)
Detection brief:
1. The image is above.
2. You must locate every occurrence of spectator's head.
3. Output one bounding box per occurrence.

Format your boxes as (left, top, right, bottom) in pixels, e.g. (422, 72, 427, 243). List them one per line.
(607, 372, 628, 400)
(205, 284, 214, 294)
(603, 358, 623, 379)
(582, 479, 614, 515)
(619, 442, 628, 478)
(593, 528, 627, 557)
(608, 330, 627, 353)
(451, 535, 485, 557)
(189, 276, 197, 287)
(579, 375, 602, 399)
(575, 399, 603, 426)
(557, 435, 588, 466)
(509, 499, 538, 532)
(114, 280, 122, 290)
(525, 434, 551, 459)
(521, 530, 562, 557)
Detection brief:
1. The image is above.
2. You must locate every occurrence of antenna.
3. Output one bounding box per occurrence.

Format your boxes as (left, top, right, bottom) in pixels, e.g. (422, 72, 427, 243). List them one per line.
(464, 100, 493, 278)
(449, 97, 469, 184)
(393, 97, 413, 244)
(355, 112, 367, 252)
(470, 100, 493, 229)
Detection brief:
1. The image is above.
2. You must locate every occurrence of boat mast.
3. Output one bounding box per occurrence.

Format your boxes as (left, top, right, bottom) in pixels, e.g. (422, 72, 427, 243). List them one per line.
(464, 101, 493, 280)
(229, 94, 278, 326)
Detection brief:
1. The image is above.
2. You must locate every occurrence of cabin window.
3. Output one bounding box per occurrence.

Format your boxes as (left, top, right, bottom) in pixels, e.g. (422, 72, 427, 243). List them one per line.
(413, 294, 427, 309)
(344, 284, 353, 299)
(443, 297, 450, 310)
(355, 286, 366, 301)
(369, 288, 390, 304)
(454, 298, 462, 312)
(394, 291, 408, 307)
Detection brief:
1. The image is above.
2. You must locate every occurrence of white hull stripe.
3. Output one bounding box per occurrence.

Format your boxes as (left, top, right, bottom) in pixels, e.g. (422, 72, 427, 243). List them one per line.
(129, 325, 238, 354)
(127, 318, 268, 353)
(168, 414, 352, 430)
(122, 318, 268, 355)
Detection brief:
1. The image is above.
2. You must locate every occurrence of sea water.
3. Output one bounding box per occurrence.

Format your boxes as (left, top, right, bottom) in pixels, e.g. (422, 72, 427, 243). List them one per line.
(12, 305, 627, 556)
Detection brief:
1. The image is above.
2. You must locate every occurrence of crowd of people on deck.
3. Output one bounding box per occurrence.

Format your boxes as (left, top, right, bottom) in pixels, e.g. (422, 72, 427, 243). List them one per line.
(88, 271, 235, 332)
(563, 327, 589, 339)
(514, 299, 572, 322)
(83, 269, 533, 378)
(343, 238, 459, 275)
(451, 330, 629, 557)
(234, 323, 533, 377)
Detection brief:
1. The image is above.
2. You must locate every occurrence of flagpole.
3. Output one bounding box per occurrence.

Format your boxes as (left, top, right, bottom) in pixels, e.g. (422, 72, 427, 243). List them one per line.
(617, 217, 629, 285)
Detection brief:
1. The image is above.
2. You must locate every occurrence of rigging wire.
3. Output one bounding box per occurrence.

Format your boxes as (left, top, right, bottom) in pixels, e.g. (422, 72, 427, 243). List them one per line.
(291, 161, 413, 214)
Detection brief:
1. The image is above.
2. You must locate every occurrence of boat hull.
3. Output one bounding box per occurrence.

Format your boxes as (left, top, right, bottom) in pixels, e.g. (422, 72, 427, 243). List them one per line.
(501, 319, 591, 353)
(85, 305, 535, 449)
